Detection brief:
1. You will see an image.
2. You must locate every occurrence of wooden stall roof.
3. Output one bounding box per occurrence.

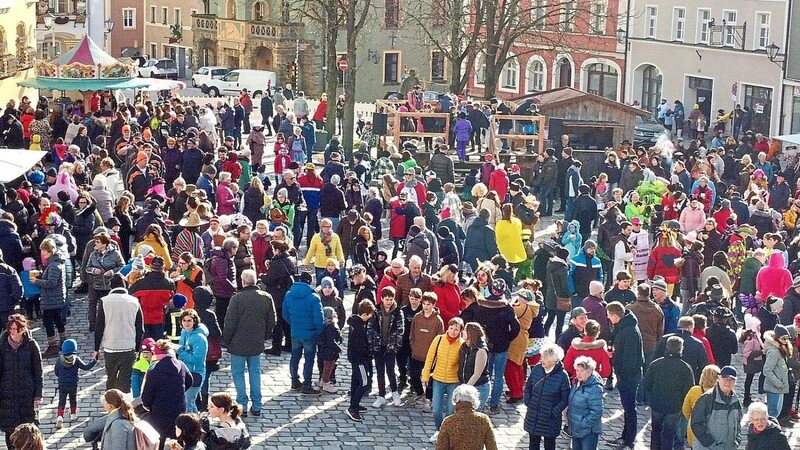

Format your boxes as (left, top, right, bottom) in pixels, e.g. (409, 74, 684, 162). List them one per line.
(513, 87, 651, 119)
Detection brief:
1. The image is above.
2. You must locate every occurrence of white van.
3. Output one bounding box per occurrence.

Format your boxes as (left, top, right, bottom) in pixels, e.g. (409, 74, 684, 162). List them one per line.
(201, 69, 277, 98)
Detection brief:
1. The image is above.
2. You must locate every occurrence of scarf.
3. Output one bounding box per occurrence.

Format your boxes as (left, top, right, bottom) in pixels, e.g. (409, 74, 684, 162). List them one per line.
(319, 230, 333, 255)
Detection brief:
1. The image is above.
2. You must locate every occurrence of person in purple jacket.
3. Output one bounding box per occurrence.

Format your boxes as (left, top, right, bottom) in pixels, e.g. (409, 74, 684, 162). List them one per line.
(452, 112, 473, 162)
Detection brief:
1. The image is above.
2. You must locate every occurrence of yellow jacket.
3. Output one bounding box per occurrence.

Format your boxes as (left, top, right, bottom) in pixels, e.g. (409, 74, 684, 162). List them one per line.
(682, 385, 705, 447)
(495, 218, 527, 264)
(304, 232, 344, 268)
(134, 237, 173, 271)
(785, 208, 799, 230)
(422, 334, 463, 384)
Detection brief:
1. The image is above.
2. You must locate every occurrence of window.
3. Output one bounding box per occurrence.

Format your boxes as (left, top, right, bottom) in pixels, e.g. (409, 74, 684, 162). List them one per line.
(756, 13, 770, 50)
(591, 0, 606, 35)
(150, 6, 156, 23)
(723, 10, 737, 47)
(526, 59, 545, 93)
(697, 8, 710, 44)
(645, 6, 657, 38)
(501, 58, 519, 90)
(531, 0, 545, 30)
(641, 64, 662, 112)
(586, 63, 618, 100)
(49, 0, 68, 14)
(162, 7, 168, 25)
(385, 0, 400, 28)
(672, 8, 685, 41)
(253, 1, 265, 20)
(121, 8, 135, 29)
(475, 55, 486, 86)
(556, 58, 572, 87)
(40, 41, 60, 59)
(560, 1, 576, 32)
(150, 43, 157, 58)
(431, 51, 445, 81)
(174, 8, 181, 26)
(383, 51, 400, 83)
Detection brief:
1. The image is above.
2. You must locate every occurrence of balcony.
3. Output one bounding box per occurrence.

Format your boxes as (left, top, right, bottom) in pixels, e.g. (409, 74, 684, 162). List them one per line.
(193, 14, 302, 42)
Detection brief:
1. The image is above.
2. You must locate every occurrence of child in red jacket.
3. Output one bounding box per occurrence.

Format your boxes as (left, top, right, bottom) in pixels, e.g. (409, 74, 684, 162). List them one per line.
(274, 145, 291, 186)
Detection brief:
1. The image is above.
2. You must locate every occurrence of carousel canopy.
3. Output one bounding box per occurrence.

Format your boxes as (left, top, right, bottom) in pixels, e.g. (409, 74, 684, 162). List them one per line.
(18, 34, 149, 91)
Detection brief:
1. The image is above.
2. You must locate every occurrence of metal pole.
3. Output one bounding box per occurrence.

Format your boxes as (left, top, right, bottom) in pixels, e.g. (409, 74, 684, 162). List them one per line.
(51, 27, 56, 58)
(621, 0, 631, 104)
(778, 0, 793, 134)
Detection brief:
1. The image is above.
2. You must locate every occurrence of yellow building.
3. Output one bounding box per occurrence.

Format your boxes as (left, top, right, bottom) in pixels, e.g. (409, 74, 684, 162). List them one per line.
(0, 0, 39, 103)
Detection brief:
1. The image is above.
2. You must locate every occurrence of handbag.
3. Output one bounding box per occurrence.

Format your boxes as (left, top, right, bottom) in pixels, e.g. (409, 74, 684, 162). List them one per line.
(206, 337, 222, 362)
(548, 272, 572, 312)
(190, 371, 203, 387)
(744, 349, 764, 375)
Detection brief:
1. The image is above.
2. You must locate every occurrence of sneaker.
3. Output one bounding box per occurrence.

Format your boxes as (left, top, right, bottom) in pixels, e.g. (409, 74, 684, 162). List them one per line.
(291, 380, 303, 390)
(357, 405, 368, 412)
(249, 409, 261, 417)
(561, 425, 572, 439)
(321, 382, 337, 394)
(391, 391, 402, 407)
(372, 396, 387, 408)
(429, 431, 439, 443)
(346, 408, 363, 422)
(486, 406, 501, 415)
(301, 386, 321, 396)
(55, 416, 63, 429)
(422, 399, 432, 413)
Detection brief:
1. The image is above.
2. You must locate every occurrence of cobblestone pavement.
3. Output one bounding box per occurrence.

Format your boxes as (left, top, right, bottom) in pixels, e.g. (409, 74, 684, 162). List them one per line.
(15, 283, 800, 450)
(13, 123, 800, 449)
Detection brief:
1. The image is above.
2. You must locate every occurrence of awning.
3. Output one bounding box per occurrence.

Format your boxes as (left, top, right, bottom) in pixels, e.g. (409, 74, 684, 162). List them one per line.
(0, 150, 46, 183)
(772, 134, 800, 146)
(17, 77, 150, 91)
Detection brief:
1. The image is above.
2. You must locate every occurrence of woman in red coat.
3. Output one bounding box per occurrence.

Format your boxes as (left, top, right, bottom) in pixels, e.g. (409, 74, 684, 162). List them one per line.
(432, 264, 464, 325)
(390, 194, 410, 259)
(312, 94, 327, 130)
(562, 320, 611, 381)
(647, 228, 682, 295)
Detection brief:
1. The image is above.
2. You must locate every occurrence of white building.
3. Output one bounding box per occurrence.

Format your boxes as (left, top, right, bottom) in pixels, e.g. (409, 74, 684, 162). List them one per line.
(626, 0, 787, 136)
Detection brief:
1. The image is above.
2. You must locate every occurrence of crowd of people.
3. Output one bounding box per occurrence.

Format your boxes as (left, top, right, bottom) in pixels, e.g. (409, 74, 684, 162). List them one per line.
(0, 87, 797, 450)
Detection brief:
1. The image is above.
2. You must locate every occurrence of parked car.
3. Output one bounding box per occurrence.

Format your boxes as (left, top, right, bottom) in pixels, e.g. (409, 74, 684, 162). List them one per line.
(634, 113, 667, 148)
(191, 66, 229, 87)
(201, 69, 276, 98)
(138, 58, 178, 79)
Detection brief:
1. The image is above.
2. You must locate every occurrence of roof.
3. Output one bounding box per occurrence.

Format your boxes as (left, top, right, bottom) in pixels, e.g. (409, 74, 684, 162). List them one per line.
(52, 35, 119, 68)
(514, 87, 651, 118)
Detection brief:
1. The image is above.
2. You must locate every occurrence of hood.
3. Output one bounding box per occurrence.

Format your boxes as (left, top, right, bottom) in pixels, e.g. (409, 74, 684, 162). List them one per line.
(60, 354, 76, 367)
(571, 336, 607, 351)
(752, 208, 772, 218)
(187, 323, 209, 337)
(211, 247, 228, 258)
(193, 286, 214, 309)
(617, 310, 639, 329)
(477, 298, 510, 308)
(568, 220, 580, 234)
(763, 330, 782, 348)
(286, 281, 317, 300)
(547, 256, 568, 270)
(347, 314, 365, 328)
(767, 252, 785, 268)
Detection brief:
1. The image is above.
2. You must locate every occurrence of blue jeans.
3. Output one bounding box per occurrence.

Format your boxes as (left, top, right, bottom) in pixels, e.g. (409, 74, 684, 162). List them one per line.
(293, 209, 308, 248)
(571, 433, 599, 450)
(487, 351, 509, 408)
(231, 354, 262, 412)
(475, 382, 490, 411)
(185, 384, 201, 413)
(766, 391, 784, 417)
(565, 196, 576, 220)
(432, 380, 459, 430)
(290, 338, 317, 387)
(617, 375, 640, 446)
(539, 185, 555, 215)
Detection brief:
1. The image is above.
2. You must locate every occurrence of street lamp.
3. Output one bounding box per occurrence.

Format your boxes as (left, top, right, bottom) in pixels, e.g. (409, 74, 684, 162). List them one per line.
(104, 18, 114, 53)
(616, 27, 625, 44)
(767, 42, 780, 61)
(43, 12, 56, 59)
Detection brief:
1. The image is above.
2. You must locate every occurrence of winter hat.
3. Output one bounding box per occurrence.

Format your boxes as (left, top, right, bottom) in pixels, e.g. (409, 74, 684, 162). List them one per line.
(517, 289, 534, 302)
(437, 226, 451, 239)
(440, 207, 451, 220)
(204, 165, 217, 175)
(61, 339, 77, 355)
(131, 256, 145, 271)
(299, 272, 313, 284)
(172, 293, 188, 309)
(153, 344, 169, 356)
(320, 277, 335, 289)
(150, 256, 165, 272)
(323, 306, 336, 323)
(22, 257, 36, 272)
(768, 296, 784, 312)
(582, 240, 596, 251)
(330, 174, 341, 186)
(651, 277, 668, 292)
(140, 337, 156, 352)
(774, 324, 791, 340)
(589, 280, 604, 296)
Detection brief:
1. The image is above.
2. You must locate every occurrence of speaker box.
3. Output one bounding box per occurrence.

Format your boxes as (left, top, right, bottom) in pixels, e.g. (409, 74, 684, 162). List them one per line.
(548, 118, 563, 142)
(373, 112, 388, 135)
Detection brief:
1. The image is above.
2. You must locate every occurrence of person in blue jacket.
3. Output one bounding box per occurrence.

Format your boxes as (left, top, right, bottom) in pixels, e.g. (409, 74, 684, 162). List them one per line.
(568, 356, 604, 450)
(176, 309, 208, 414)
(523, 343, 571, 450)
(282, 272, 325, 394)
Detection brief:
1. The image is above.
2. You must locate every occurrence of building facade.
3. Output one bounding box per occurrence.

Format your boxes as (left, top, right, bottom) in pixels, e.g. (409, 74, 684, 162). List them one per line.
(626, 0, 786, 136)
(105, 0, 143, 57)
(466, 0, 625, 101)
(34, 0, 87, 59)
(143, 0, 203, 77)
(1, 0, 38, 102)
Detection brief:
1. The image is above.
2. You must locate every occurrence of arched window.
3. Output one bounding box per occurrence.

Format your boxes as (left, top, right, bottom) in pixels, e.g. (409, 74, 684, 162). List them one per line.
(253, 1, 267, 20)
(586, 63, 618, 100)
(474, 54, 486, 86)
(225, 0, 236, 19)
(526, 59, 545, 92)
(641, 64, 662, 112)
(501, 57, 519, 90)
(556, 58, 572, 87)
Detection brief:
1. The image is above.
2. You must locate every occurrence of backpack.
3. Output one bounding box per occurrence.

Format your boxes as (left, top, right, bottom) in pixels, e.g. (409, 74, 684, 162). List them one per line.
(134, 419, 160, 450)
(203, 255, 217, 287)
(480, 162, 494, 185)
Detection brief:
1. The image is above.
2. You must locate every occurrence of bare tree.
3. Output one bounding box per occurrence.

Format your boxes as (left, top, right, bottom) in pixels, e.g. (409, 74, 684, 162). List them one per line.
(340, 0, 373, 160)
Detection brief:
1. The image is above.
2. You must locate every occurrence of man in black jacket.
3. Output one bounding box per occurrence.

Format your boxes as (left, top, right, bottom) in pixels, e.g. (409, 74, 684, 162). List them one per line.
(475, 296, 520, 414)
(347, 299, 376, 422)
(652, 316, 709, 383)
(539, 148, 558, 216)
(569, 185, 599, 242)
(643, 336, 695, 450)
(607, 301, 644, 450)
